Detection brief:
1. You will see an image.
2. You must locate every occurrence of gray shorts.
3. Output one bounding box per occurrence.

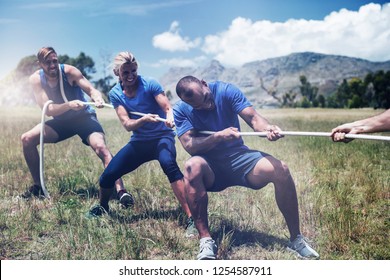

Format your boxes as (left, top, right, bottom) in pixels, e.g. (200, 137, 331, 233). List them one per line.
(200, 149, 265, 192)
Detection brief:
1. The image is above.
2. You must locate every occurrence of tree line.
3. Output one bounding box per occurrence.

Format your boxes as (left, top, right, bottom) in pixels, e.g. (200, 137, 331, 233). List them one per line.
(278, 72, 390, 109)
(14, 52, 390, 109)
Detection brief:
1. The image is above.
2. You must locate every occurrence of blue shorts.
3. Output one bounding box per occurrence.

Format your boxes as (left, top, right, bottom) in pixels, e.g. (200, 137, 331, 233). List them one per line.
(100, 137, 183, 188)
(45, 113, 104, 145)
(201, 149, 265, 192)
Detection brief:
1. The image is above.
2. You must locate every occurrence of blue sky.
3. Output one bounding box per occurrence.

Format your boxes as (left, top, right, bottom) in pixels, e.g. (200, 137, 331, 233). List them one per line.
(0, 0, 389, 81)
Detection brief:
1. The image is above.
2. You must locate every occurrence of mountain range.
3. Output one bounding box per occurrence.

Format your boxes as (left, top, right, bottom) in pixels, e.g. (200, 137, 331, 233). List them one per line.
(160, 52, 390, 107)
(1, 52, 390, 107)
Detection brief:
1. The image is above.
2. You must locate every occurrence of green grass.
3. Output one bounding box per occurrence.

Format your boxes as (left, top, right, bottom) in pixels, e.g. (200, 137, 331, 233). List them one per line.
(0, 107, 388, 260)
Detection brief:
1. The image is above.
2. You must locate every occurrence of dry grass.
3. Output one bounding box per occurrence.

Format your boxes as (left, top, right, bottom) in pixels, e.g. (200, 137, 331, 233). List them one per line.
(0, 106, 388, 260)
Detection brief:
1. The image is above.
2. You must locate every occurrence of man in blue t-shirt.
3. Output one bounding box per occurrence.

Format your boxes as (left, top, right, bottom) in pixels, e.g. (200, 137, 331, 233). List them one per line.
(173, 75, 319, 260)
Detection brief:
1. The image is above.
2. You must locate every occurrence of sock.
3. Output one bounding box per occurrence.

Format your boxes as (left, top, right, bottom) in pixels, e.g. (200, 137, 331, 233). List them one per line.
(117, 190, 126, 198)
(200, 237, 213, 243)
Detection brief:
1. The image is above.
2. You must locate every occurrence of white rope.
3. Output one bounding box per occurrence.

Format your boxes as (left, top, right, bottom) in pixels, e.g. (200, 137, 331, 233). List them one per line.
(38, 66, 67, 198)
(82, 102, 390, 141)
(39, 100, 53, 198)
(128, 111, 167, 122)
(38, 99, 388, 197)
(82, 102, 168, 122)
(58, 64, 68, 103)
(83, 101, 114, 109)
(198, 130, 390, 141)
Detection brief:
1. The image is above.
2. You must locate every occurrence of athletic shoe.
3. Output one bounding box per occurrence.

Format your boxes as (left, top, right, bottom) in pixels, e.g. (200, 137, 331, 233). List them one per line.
(185, 217, 199, 238)
(197, 238, 218, 260)
(287, 234, 320, 259)
(21, 184, 44, 199)
(117, 191, 134, 208)
(86, 204, 109, 219)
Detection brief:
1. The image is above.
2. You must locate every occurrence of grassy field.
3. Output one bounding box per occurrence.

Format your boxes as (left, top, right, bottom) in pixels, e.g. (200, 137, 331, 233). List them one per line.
(0, 107, 389, 260)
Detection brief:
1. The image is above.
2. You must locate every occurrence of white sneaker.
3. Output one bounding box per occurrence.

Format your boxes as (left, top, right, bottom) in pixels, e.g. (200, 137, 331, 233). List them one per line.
(197, 238, 217, 260)
(287, 234, 320, 259)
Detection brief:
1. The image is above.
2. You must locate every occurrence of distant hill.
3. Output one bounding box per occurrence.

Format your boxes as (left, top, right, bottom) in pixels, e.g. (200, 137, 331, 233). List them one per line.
(160, 52, 390, 107)
(2, 52, 390, 107)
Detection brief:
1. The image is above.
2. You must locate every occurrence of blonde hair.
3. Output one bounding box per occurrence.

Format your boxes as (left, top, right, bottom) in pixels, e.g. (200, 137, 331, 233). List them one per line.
(37, 47, 56, 63)
(112, 51, 138, 77)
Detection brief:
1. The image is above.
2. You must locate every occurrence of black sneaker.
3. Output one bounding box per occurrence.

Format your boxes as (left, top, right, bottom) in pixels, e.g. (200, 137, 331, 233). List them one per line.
(21, 185, 44, 199)
(86, 204, 109, 219)
(117, 191, 134, 209)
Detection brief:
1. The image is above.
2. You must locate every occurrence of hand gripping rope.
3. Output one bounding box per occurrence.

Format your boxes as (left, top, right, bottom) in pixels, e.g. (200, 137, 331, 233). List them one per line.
(82, 102, 390, 141)
(39, 100, 390, 198)
(197, 130, 390, 141)
(82, 102, 167, 122)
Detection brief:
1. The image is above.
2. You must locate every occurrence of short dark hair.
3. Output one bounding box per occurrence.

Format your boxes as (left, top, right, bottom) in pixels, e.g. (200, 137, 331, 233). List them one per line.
(176, 75, 201, 98)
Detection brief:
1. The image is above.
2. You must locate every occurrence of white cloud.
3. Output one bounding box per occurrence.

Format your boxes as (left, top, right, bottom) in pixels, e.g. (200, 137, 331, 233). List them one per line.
(200, 3, 390, 66)
(152, 21, 202, 52)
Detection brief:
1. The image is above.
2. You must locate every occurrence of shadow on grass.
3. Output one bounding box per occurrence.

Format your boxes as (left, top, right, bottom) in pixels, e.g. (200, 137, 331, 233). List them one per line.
(110, 207, 186, 225)
(110, 207, 286, 253)
(212, 219, 288, 258)
(223, 228, 286, 248)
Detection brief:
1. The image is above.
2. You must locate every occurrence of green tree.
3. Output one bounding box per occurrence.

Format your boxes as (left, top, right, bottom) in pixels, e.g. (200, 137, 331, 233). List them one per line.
(94, 48, 115, 99)
(299, 75, 319, 107)
(94, 76, 114, 100)
(371, 70, 390, 109)
(347, 78, 366, 108)
(317, 94, 326, 108)
(300, 96, 311, 108)
(58, 52, 96, 80)
(327, 70, 390, 109)
(334, 79, 350, 108)
(281, 90, 297, 107)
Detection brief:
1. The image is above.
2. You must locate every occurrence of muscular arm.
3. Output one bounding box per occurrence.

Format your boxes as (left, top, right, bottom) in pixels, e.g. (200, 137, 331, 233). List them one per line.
(29, 71, 84, 117)
(155, 92, 175, 128)
(332, 109, 390, 134)
(65, 65, 104, 107)
(115, 105, 159, 132)
(239, 106, 283, 141)
(178, 127, 241, 156)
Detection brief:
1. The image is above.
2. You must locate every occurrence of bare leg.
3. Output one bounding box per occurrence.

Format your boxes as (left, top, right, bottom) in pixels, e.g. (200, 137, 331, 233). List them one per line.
(183, 156, 215, 238)
(246, 156, 300, 240)
(170, 178, 192, 218)
(21, 123, 59, 186)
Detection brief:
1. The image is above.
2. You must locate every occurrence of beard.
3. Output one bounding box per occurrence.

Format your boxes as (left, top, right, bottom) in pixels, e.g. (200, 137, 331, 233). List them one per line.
(44, 67, 58, 78)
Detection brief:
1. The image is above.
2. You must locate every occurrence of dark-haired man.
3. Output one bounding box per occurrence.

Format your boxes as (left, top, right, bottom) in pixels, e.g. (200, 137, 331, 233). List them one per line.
(173, 75, 319, 260)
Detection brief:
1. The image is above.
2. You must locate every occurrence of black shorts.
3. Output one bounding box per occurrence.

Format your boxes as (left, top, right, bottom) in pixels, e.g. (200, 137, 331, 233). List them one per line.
(200, 149, 265, 192)
(45, 113, 104, 145)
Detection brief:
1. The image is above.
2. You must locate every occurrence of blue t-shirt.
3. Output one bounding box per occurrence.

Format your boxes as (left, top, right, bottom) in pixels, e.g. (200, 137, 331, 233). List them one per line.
(173, 81, 252, 159)
(40, 64, 95, 120)
(109, 75, 175, 141)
